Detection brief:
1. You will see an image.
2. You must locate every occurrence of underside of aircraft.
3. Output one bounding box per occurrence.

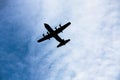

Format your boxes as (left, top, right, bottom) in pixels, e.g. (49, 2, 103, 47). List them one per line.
(37, 22, 71, 48)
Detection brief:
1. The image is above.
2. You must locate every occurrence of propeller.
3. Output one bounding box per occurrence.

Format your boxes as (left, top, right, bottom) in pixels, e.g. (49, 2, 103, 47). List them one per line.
(59, 24, 62, 27)
(42, 34, 45, 37)
(55, 27, 57, 30)
(47, 32, 49, 35)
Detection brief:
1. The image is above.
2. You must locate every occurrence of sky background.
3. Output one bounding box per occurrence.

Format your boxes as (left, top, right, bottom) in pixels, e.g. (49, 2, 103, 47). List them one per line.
(0, 0, 120, 80)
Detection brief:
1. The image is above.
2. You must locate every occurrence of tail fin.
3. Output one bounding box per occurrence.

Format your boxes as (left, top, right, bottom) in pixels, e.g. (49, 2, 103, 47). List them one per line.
(57, 39, 70, 48)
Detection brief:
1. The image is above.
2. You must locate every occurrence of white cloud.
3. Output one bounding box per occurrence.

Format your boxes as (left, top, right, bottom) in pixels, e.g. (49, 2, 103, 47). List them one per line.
(26, 0, 120, 80)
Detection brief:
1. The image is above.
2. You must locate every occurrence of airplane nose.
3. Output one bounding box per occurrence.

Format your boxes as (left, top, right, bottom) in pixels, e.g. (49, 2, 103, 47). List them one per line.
(44, 23, 47, 24)
(44, 23, 47, 25)
(44, 23, 49, 26)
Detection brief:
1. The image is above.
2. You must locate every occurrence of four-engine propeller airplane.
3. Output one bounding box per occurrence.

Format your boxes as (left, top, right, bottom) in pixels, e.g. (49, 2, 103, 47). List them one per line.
(37, 22, 71, 48)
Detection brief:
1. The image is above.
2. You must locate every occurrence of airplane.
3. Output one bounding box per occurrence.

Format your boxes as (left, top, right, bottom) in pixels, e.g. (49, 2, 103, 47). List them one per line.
(37, 22, 71, 48)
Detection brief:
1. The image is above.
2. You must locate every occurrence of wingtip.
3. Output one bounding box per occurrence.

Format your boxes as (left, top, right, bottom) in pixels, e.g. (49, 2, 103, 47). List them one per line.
(68, 22, 71, 25)
(37, 40, 40, 43)
(37, 39, 42, 43)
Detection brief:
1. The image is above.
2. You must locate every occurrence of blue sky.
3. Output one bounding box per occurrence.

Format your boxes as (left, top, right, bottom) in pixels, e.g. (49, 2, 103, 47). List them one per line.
(0, 0, 120, 80)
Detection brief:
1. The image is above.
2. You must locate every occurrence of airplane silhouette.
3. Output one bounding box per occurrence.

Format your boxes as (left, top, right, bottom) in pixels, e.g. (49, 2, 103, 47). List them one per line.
(37, 22, 71, 48)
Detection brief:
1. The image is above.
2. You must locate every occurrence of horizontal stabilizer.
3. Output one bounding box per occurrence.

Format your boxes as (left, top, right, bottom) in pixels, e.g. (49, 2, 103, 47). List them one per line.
(57, 39, 70, 48)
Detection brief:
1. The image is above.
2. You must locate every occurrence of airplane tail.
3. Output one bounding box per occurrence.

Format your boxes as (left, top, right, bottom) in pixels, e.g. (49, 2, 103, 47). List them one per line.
(57, 39, 70, 48)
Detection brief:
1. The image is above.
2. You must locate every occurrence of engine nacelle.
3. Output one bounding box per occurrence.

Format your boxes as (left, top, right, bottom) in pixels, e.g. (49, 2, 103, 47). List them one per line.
(55, 27, 57, 30)
(47, 32, 49, 35)
(42, 34, 45, 37)
(59, 24, 62, 27)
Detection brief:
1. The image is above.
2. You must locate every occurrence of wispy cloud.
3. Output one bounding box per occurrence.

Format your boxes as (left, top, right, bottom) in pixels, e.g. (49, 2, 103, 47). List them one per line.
(29, 0, 120, 80)
(0, 0, 120, 80)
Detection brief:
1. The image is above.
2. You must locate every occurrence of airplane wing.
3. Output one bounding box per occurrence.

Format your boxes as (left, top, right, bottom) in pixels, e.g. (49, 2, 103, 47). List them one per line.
(37, 22, 71, 43)
(37, 34, 52, 42)
(55, 22, 71, 34)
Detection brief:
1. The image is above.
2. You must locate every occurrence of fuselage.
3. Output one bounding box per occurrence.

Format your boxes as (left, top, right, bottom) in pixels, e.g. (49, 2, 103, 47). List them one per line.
(38, 22, 71, 47)
(44, 23, 57, 36)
